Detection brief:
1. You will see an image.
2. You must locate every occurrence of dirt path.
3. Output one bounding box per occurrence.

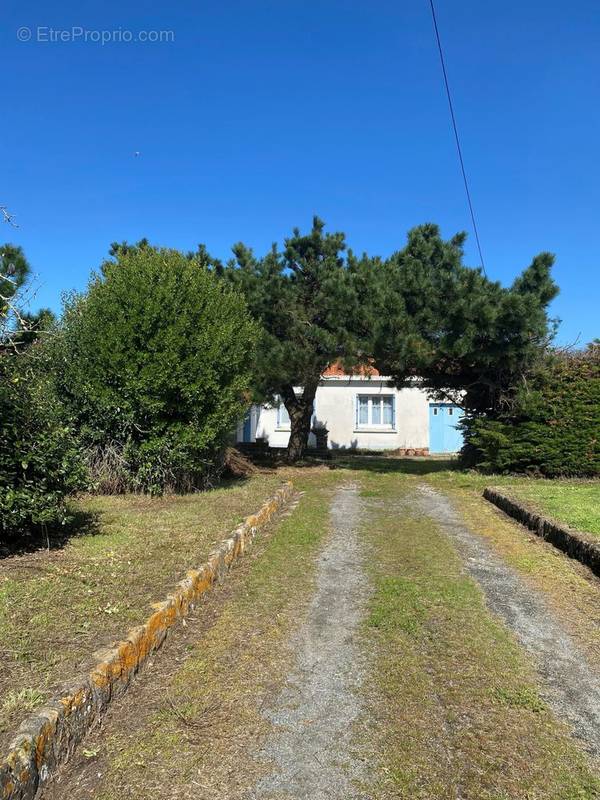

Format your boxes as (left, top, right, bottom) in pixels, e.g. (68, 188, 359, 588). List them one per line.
(417, 483, 600, 756)
(251, 484, 370, 800)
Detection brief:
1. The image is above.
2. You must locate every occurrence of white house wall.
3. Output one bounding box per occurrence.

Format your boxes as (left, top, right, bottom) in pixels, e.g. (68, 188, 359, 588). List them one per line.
(315, 380, 429, 451)
(253, 403, 318, 448)
(244, 378, 430, 451)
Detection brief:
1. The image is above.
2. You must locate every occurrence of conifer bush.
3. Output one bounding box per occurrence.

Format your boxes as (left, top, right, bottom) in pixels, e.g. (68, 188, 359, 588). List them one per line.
(462, 344, 600, 476)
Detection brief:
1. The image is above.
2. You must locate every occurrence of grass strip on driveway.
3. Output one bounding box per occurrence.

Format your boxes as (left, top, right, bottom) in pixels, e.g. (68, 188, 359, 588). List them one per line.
(0, 472, 281, 752)
(358, 471, 600, 800)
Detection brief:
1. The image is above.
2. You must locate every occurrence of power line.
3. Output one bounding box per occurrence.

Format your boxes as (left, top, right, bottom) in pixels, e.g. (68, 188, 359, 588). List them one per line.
(428, 0, 487, 275)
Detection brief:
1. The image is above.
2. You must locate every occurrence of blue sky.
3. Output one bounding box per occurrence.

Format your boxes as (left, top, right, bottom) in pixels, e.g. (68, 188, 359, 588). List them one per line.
(3, 0, 599, 346)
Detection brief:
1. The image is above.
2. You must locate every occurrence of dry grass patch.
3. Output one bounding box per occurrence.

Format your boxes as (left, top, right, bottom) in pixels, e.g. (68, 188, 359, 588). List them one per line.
(21, 459, 600, 799)
(0, 471, 282, 752)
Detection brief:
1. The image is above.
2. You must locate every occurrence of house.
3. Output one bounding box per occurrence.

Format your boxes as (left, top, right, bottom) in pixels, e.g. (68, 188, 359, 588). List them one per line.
(236, 363, 464, 454)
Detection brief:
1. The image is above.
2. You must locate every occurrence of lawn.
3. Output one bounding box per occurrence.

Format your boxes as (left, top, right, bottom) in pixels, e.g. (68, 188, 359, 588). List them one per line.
(420, 465, 600, 535)
(500, 483, 600, 535)
(5, 455, 600, 798)
(0, 471, 281, 753)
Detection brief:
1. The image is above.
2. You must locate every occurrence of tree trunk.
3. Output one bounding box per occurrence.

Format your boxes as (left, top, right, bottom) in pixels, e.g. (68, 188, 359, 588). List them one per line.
(281, 381, 318, 462)
(286, 404, 313, 461)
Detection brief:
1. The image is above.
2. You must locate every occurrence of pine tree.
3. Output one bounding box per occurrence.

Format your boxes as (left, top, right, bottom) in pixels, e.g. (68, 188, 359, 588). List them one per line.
(372, 224, 558, 415)
(224, 217, 369, 461)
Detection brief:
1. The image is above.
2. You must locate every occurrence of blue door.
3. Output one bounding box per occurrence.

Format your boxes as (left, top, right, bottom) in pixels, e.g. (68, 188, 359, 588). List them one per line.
(242, 411, 252, 443)
(429, 403, 464, 453)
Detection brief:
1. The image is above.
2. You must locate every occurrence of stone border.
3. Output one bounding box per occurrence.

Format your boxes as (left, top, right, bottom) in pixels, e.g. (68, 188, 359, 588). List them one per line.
(483, 487, 600, 577)
(0, 481, 295, 800)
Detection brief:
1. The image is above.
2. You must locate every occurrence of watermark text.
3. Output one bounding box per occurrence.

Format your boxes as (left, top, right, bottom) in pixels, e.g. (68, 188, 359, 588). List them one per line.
(17, 26, 175, 45)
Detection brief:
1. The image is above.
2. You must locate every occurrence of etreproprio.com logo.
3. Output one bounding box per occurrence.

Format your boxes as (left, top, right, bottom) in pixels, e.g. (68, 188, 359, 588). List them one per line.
(16, 26, 175, 44)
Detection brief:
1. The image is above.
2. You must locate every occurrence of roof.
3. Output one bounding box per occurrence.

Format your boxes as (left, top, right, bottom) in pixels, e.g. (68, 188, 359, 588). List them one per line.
(321, 360, 381, 378)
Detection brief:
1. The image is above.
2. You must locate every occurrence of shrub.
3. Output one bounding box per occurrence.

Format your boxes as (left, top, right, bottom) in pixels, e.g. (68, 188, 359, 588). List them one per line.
(462, 344, 600, 476)
(0, 352, 86, 545)
(54, 246, 258, 494)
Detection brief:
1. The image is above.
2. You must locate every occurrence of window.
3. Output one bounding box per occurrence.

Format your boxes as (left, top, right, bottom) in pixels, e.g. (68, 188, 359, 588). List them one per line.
(277, 402, 290, 429)
(358, 395, 369, 425)
(356, 395, 395, 429)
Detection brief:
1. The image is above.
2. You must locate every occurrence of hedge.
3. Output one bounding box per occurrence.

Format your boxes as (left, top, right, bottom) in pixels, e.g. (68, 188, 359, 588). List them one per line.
(463, 345, 599, 476)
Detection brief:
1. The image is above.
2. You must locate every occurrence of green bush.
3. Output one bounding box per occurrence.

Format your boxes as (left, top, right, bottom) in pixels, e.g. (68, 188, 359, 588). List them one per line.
(54, 246, 258, 494)
(0, 353, 86, 544)
(462, 345, 600, 476)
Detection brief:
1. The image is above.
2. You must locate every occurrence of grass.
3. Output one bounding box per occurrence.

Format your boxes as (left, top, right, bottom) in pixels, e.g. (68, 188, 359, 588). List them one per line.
(404, 462, 600, 671)
(29, 461, 600, 799)
(0, 471, 282, 752)
(501, 483, 600, 535)
(0, 450, 595, 799)
(57, 468, 341, 800)
(358, 468, 600, 799)
(337, 453, 600, 532)
(391, 461, 600, 534)
(492, 686, 547, 712)
(419, 469, 600, 676)
(2, 688, 45, 716)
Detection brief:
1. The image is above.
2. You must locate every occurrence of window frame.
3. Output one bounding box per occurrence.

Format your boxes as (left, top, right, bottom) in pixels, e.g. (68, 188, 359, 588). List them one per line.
(354, 393, 396, 431)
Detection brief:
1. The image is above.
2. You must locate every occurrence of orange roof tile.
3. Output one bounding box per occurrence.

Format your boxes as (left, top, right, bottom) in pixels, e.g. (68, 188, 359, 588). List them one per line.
(322, 360, 381, 378)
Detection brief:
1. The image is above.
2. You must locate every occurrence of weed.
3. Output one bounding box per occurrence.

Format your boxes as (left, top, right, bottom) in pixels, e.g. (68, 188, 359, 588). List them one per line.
(492, 686, 546, 712)
(2, 688, 45, 715)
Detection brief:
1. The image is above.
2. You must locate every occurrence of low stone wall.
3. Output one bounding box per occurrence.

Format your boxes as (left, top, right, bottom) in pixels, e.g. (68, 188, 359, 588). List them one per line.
(0, 481, 295, 800)
(483, 487, 600, 577)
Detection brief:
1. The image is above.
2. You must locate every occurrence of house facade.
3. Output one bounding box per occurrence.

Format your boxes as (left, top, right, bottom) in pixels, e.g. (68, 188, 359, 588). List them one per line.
(236, 363, 464, 454)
